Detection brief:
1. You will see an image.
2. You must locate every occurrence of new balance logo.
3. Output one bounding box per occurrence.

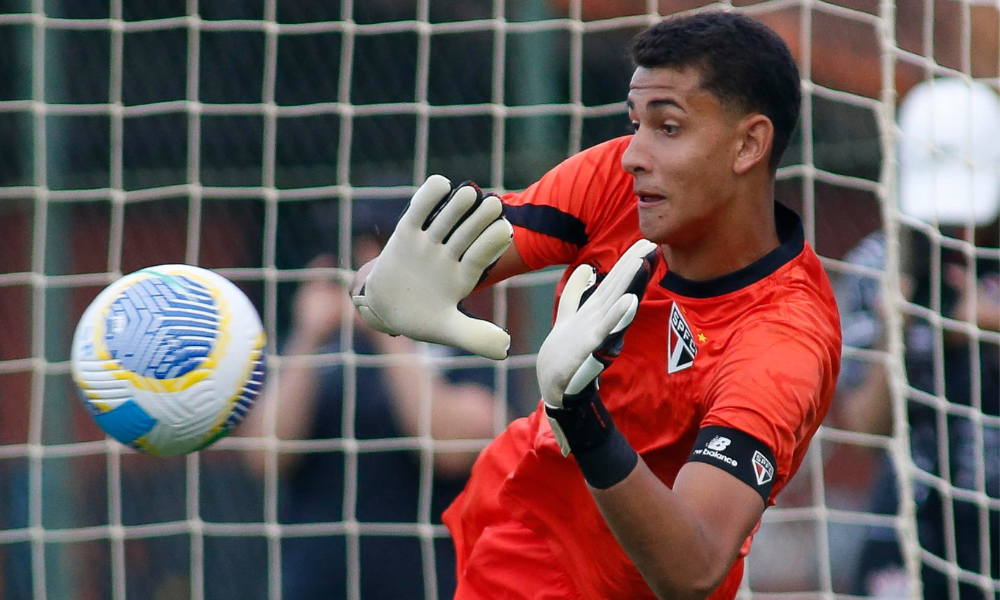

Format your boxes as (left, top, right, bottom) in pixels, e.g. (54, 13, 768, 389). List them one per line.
(707, 436, 731, 452)
(693, 436, 737, 467)
(667, 302, 698, 374)
(752, 451, 774, 486)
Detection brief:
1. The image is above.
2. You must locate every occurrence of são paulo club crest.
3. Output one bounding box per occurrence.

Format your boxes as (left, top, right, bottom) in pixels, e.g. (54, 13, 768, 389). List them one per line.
(668, 302, 698, 374)
(753, 450, 775, 486)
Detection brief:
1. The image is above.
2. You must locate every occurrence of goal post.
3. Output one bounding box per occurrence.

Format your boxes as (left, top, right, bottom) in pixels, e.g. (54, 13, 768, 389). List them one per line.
(0, 1, 997, 599)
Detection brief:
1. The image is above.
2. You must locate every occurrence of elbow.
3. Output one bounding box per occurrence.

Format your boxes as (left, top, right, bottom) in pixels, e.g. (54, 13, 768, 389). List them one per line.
(432, 451, 479, 479)
(650, 579, 722, 600)
(242, 449, 267, 479)
(649, 580, 715, 600)
(646, 557, 732, 600)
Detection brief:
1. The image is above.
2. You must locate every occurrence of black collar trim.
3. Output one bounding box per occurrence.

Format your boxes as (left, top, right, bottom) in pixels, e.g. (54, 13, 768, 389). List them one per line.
(658, 203, 805, 298)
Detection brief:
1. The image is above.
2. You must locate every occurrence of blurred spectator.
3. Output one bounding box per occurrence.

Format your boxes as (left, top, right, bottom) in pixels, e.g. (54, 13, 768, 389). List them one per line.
(837, 78, 1000, 599)
(242, 205, 496, 600)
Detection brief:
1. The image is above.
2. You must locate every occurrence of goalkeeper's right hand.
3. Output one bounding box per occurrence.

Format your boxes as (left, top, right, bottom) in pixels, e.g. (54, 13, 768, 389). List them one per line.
(351, 175, 514, 360)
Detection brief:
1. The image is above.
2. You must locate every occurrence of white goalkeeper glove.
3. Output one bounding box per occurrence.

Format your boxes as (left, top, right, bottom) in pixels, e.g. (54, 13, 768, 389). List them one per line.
(537, 239, 659, 458)
(352, 175, 514, 360)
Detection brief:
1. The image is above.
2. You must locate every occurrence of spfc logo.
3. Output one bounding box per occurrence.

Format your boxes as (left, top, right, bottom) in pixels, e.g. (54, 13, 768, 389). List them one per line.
(668, 302, 698, 374)
(752, 450, 774, 486)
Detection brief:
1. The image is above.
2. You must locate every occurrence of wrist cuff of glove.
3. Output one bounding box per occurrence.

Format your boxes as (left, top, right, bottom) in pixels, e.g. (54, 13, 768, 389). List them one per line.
(575, 428, 639, 489)
(544, 382, 639, 489)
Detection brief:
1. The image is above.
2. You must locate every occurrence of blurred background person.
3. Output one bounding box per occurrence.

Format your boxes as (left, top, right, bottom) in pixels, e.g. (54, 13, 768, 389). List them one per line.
(241, 200, 496, 600)
(836, 78, 1000, 599)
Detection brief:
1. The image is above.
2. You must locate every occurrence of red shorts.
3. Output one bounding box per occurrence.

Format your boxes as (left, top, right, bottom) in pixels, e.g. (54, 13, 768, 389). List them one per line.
(452, 520, 584, 600)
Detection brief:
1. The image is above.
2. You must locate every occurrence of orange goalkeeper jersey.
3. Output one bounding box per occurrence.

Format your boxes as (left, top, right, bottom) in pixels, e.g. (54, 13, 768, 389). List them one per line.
(443, 136, 842, 600)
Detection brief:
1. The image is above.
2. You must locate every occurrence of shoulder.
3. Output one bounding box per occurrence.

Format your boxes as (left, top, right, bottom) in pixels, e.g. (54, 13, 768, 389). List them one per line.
(727, 261, 842, 365)
(500, 137, 637, 268)
(778, 244, 841, 338)
(564, 135, 632, 166)
(531, 136, 633, 193)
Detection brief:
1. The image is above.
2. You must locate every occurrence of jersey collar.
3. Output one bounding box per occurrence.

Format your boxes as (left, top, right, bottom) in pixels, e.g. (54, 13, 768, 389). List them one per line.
(658, 203, 805, 298)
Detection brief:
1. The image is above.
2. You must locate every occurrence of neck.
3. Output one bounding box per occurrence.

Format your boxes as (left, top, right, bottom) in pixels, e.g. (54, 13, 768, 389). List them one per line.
(661, 182, 780, 282)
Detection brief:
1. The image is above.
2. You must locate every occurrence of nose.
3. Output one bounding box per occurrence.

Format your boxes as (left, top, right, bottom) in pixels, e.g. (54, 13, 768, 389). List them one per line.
(621, 131, 651, 175)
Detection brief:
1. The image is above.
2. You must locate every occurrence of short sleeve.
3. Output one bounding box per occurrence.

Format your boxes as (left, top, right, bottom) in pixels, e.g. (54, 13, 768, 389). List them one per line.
(701, 321, 836, 498)
(502, 137, 632, 270)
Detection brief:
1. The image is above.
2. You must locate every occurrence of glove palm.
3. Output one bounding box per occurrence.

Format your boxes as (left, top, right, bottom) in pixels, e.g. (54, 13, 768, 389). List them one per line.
(352, 175, 514, 360)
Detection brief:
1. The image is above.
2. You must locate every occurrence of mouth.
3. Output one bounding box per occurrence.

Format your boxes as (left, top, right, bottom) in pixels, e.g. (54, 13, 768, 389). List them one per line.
(636, 194, 666, 208)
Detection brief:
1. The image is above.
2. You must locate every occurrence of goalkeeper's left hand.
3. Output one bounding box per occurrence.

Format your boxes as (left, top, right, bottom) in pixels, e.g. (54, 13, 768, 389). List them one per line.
(537, 239, 659, 462)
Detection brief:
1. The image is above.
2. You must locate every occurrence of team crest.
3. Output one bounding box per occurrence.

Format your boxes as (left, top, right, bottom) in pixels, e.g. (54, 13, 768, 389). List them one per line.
(667, 302, 698, 374)
(752, 450, 774, 486)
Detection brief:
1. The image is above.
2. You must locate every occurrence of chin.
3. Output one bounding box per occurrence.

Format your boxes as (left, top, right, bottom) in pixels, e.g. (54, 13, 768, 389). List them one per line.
(638, 216, 676, 246)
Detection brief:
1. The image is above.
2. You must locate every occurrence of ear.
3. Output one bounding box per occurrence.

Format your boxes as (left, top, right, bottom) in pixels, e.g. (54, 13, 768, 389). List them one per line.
(733, 114, 773, 175)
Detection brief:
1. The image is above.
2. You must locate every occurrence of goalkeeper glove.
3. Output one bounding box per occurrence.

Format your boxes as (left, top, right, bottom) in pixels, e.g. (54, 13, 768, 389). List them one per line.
(352, 175, 514, 360)
(536, 238, 659, 488)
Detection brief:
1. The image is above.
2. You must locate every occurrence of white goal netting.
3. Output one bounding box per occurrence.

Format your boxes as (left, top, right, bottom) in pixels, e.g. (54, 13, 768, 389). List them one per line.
(0, 1, 997, 599)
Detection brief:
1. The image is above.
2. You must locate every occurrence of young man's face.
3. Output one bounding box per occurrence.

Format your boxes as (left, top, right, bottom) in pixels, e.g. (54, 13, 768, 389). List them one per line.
(622, 66, 744, 246)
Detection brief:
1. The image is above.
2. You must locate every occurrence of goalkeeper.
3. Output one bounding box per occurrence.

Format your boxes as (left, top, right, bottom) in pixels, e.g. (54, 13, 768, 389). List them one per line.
(352, 12, 841, 600)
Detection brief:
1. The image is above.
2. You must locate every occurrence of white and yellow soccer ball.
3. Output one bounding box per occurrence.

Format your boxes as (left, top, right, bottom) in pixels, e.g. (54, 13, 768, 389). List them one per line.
(71, 264, 266, 456)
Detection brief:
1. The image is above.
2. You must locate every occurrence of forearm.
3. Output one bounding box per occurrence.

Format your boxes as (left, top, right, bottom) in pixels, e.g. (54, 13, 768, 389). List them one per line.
(841, 360, 892, 435)
(476, 242, 530, 289)
(371, 333, 495, 476)
(368, 332, 433, 438)
(242, 331, 326, 474)
(590, 461, 740, 600)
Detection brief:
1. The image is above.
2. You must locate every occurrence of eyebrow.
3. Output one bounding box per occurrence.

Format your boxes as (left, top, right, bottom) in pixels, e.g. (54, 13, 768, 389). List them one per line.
(626, 97, 685, 112)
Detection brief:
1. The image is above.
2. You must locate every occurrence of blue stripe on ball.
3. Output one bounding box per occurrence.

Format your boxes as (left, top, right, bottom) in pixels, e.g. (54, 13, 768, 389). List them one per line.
(93, 400, 157, 445)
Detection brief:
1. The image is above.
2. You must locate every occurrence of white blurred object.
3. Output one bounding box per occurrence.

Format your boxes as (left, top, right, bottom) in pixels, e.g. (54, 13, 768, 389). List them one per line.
(865, 566, 911, 600)
(898, 78, 1000, 226)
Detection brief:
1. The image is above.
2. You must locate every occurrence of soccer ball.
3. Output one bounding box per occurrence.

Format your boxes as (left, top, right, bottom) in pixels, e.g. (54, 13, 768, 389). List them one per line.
(71, 264, 266, 456)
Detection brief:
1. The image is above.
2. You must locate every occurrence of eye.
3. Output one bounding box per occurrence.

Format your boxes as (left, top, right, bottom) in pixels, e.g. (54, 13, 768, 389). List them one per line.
(628, 121, 640, 133)
(661, 124, 680, 135)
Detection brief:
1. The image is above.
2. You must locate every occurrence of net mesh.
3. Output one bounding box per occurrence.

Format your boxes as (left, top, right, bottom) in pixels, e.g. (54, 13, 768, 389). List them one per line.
(0, 0, 997, 599)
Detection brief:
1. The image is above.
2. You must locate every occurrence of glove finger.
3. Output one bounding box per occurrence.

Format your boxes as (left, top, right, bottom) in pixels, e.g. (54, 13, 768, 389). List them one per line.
(564, 354, 604, 397)
(400, 175, 453, 230)
(351, 293, 399, 335)
(593, 294, 639, 366)
(621, 238, 658, 263)
(356, 305, 398, 335)
(461, 218, 514, 272)
(443, 310, 511, 360)
(587, 256, 641, 315)
(608, 241, 657, 292)
(590, 244, 659, 313)
(591, 294, 639, 365)
(556, 264, 597, 324)
(446, 195, 505, 258)
(624, 247, 660, 302)
(425, 184, 479, 243)
(608, 293, 640, 335)
(588, 239, 656, 311)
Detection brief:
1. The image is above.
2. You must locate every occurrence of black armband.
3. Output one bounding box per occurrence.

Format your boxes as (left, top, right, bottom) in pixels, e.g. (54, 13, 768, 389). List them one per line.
(545, 381, 638, 489)
(687, 426, 777, 503)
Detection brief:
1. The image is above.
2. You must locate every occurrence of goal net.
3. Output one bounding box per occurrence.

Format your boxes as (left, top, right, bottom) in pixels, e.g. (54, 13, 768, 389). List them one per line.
(0, 1, 996, 599)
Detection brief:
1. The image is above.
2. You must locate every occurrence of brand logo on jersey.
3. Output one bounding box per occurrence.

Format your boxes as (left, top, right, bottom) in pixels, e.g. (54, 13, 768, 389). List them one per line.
(694, 437, 737, 467)
(707, 436, 731, 452)
(752, 451, 774, 486)
(668, 302, 698, 374)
